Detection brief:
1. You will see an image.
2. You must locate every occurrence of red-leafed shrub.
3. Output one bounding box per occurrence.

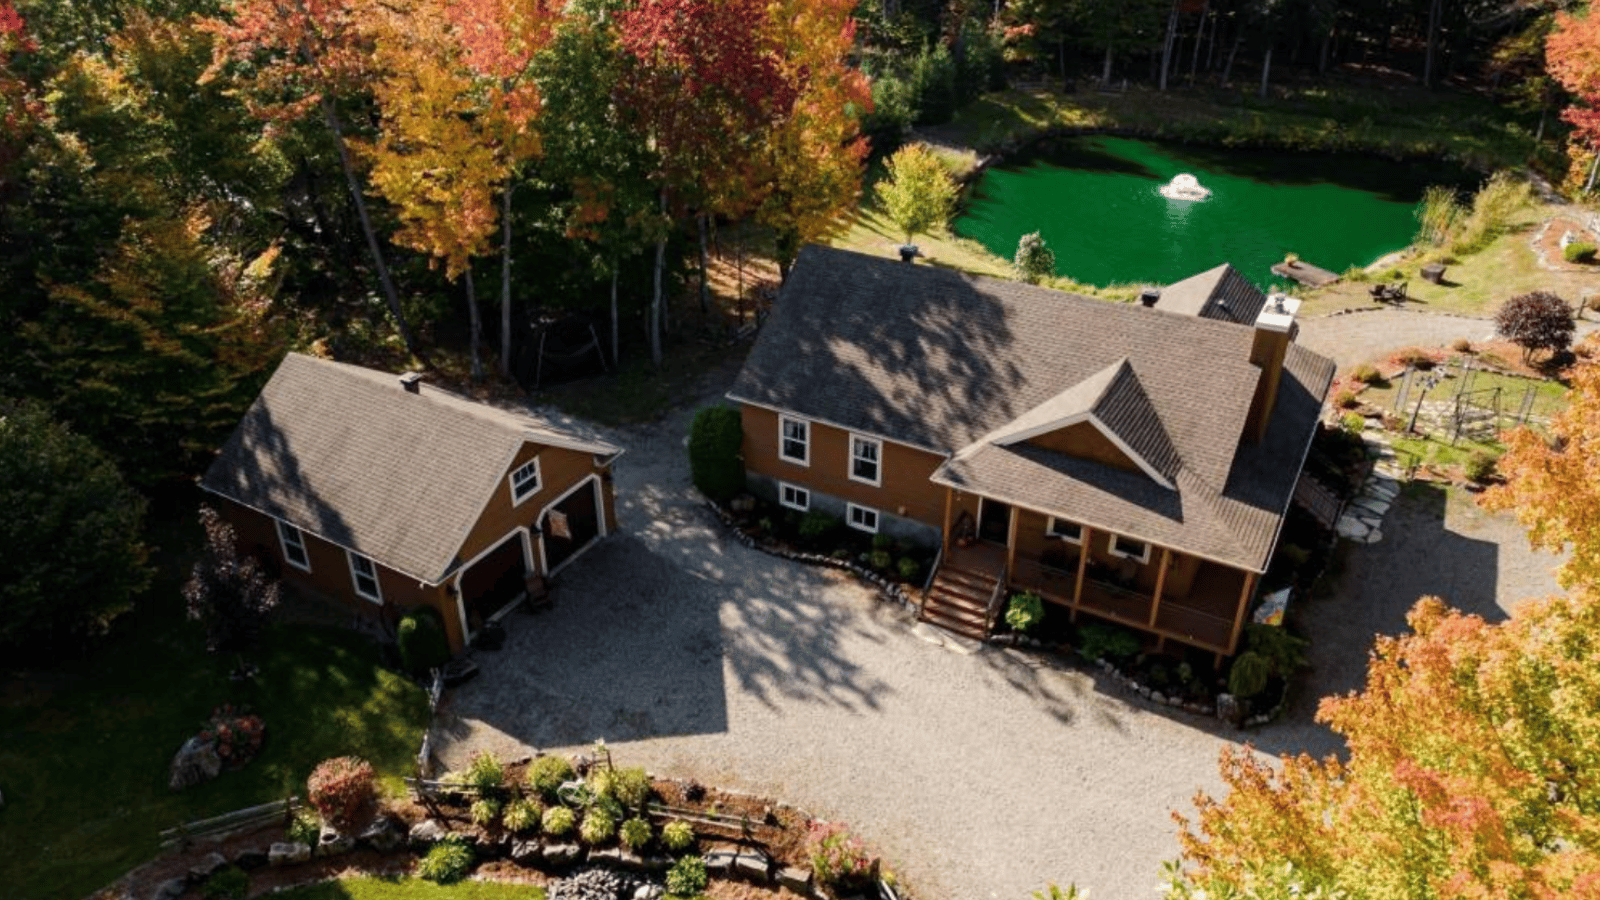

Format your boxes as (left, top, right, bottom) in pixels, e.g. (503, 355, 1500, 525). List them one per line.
(200, 704, 265, 768)
(307, 756, 377, 829)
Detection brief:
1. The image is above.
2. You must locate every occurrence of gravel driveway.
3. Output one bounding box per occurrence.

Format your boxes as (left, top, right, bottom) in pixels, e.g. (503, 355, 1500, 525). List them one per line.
(1295, 307, 1600, 371)
(436, 315, 1566, 900)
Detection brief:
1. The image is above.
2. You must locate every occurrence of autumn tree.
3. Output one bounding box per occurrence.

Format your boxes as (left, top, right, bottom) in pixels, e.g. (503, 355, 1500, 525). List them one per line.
(1495, 290, 1574, 363)
(184, 506, 281, 652)
(1170, 593, 1600, 900)
(876, 142, 957, 247)
(1483, 359, 1600, 590)
(1547, 7, 1600, 191)
(201, 0, 424, 361)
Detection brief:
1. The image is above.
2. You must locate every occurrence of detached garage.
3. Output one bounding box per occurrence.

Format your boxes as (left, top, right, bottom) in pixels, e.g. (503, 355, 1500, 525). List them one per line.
(201, 352, 623, 653)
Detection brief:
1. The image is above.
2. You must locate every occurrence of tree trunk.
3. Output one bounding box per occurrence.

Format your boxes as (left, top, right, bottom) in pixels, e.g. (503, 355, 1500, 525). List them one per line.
(1102, 44, 1113, 85)
(321, 98, 422, 363)
(650, 191, 665, 366)
(464, 269, 483, 380)
(1259, 45, 1272, 99)
(499, 186, 512, 378)
(697, 212, 710, 316)
(1424, 0, 1441, 89)
(609, 265, 619, 367)
(1159, 0, 1179, 92)
(1189, 3, 1207, 83)
(1222, 29, 1241, 86)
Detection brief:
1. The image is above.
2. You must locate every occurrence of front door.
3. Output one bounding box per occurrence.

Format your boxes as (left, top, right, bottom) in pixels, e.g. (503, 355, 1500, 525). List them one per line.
(978, 498, 1012, 545)
(541, 478, 601, 574)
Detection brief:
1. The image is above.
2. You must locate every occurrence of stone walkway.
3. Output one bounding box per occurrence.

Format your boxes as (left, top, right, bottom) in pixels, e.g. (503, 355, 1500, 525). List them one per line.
(1335, 439, 1401, 544)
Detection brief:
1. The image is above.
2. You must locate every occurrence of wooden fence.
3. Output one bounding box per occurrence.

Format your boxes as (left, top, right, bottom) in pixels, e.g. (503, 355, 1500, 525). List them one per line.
(158, 797, 301, 851)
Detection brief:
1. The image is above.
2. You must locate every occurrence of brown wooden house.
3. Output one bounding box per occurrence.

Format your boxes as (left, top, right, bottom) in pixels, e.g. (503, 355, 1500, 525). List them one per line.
(728, 248, 1335, 658)
(201, 353, 623, 653)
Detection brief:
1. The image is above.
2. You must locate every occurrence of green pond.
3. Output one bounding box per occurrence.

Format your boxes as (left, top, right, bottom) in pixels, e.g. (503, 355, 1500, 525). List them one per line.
(956, 136, 1469, 289)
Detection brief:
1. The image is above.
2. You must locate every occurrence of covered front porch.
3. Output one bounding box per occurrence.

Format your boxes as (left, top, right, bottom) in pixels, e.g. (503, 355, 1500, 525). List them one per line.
(941, 491, 1258, 658)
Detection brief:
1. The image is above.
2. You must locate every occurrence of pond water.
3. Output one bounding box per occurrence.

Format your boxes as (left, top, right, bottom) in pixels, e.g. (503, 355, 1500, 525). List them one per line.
(955, 135, 1472, 289)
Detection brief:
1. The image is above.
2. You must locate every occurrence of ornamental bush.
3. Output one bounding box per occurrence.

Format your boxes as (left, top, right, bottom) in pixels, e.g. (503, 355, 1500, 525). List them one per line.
(465, 751, 505, 795)
(798, 510, 840, 547)
(503, 798, 543, 833)
(200, 704, 265, 769)
(612, 767, 653, 809)
(896, 557, 921, 581)
(688, 406, 745, 503)
(666, 855, 709, 897)
(1564, 241, 1596, 263)
(528, 755, 575, 800)
(417, 835, 474, 884)
(306, 756, 377, 830)
(579, 807, 617, 845)
(470, 797, 502, 827)
(620, 817, 653, 851)
(397, 606, 450, 675)
(542, 805, 575, 837)
(1496, 290, 1576, 362)
(1014, 231, 1057, 284)
(807, 822, 876, 889)
(201, 866, 249, 900)
(661, 819, 696, 853)
(1005, 592, 1044, 633)
(1227, 650, 1272, 699)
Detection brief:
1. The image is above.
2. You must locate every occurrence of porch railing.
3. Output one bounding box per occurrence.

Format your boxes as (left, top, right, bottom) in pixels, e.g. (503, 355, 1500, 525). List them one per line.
(982, 563, 1009, 635)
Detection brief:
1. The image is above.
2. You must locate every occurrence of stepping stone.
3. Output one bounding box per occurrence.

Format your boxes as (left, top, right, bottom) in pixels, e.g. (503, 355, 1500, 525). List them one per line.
(1364, 528, 1383, 544)
(1353, 496, 1391, 516)
(1337, 516, 1370, 540)
(1367, 479, 1400, 500)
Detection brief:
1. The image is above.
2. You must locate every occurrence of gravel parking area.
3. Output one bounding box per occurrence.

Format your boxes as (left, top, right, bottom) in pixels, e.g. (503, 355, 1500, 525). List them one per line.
(436, 333, 1566, 900)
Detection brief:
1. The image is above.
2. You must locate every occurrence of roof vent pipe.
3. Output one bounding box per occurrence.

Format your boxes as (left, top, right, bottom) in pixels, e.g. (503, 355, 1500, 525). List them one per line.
(399, 372, 423, 394)
(1139, 288, 1160, 308)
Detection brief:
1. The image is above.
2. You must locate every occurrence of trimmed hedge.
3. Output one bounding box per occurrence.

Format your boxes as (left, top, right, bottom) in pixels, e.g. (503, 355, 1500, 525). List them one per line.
(688, 406, 745, 503)
(397, 606, 450, 675)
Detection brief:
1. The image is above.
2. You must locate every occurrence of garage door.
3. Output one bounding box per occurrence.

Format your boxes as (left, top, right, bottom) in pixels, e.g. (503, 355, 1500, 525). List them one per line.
(541, 478, 600, 574)
(460, 532, 528, 626)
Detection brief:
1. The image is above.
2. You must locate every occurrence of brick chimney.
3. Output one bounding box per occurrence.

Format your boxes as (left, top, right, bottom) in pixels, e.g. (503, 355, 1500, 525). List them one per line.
(1243, 293, 1300, 443)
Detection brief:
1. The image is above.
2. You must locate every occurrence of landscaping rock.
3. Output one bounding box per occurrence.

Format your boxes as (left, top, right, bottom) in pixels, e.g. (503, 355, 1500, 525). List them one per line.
(268, 842, 311, 866)
(550, 866, 632, 900)
(319, 824, 356, 855)
(232, 846, 269, 870)
(359, 815, 403, 851)
(543, 842, 584, 865)
(734, 849, 772, 882)
(409, 818, 450, 846)
(641, 854, 674, 872)
(590, 846, 626, 865)
(167, 734, 221, 790)
(1216, 693, 1245, 728)
(778, 866, 812, 894)
(704, 848, 739, 875)
(147, 877, 186, 900)
(634, 885, 664, 900)
(188, 851, 229, 881)
(511, 838, 544, 864)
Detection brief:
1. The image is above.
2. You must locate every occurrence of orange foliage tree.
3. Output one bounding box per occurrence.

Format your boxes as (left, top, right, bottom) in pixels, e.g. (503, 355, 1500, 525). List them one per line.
(1547, 8, 1600, 191)
(1170, 594, 1600, 899)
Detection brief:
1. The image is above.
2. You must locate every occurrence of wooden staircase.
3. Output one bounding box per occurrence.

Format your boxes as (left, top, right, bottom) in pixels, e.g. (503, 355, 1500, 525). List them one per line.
(919, 563, 1000, 641)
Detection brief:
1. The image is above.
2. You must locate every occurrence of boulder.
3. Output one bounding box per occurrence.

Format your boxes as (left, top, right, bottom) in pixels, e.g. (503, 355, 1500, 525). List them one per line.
(319, 824, 356, 855)
(634, 885, 665, 900)
(590, 846, 625, 865)
(511, 838, 544, 864)
(542, 842, 583, 865)
(232, 847, 269, 870)
(778, 866, 812, 894)
(147, 877, 186, 900)
(359, 815, 403, 852)
(168, 735, 221, 790)
(704, 848, 739, 875)
(268, 842, 311, 866)
(188, 851, 229, 881)
(734, 849, 772, 882)
(409, 818, 450, 847)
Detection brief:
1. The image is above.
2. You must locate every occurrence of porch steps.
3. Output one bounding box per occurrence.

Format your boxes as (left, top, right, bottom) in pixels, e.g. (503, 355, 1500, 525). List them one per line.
(919, 565, 997, 641)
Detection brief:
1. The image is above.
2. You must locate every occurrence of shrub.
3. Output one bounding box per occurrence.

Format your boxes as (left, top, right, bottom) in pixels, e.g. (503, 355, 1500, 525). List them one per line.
(287, 809, 321, 846)
(397, 606, 450, 675)
(807, 822, 876, 888)
(1078, 623, 1141, 662)
(1014, 231, 1057, 284)
(528, 755, 575, 799)
(896, 557, 921, 581)
(470, 797, 502, 827)
(688, 406, 745, 503)
(1394, 349, 1437, 370)
(1452, 337, 1474, 353)
(871, 532, 894, 551)
(202, 866, 249, 900)
(1350, 363, 1382, 385)
(1242, 623, 1309, 678)
(417, 835, 474, 884)
(1565, 241, 1596, 263)
(1496, 291, 1576, 362)
(1334, 390, 1359, 409)
(1451, 171, 1530, 255)
(1227, 651, 1272, 699)
(1340, 412, 1366, 435)
(869, 549, 893, 570)
(613, 767, 653, 809)
(199, 704, 265, 769)
(503, 798, 543, 833)
(620, 817, 653, 851)
(1005, 592, 1044, 633)
(306, 756, 377, 831)
(1277, 544, 1311, 569)
(466, 751, 505, 795)
(661, 819, 696, 852)
(184, 505, 279, 653)
(1465, 450, 1498, 483)
(542, 805, 575, 837)
(666, 855, 710, 897)
(1415, 184, 1466, 248)
(580, 807, 617, 844)
(588, 767, 617, 800)
(798, 510, 840, 547)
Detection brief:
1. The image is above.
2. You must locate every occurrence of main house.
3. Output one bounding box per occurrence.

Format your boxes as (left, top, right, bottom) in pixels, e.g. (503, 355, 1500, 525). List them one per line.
(201, 352, 623, 653)
(728, 246, 1335, 659)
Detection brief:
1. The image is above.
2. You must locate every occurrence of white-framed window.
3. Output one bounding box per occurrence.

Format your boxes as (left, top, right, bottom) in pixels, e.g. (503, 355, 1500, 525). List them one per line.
(276, 520, 311, 572)
(1107, 533, 1151, 564)
(779, 416, 810, 465)
(348, 552, 383, 603)
(1045, 517, 1083, 544)
(508, 457, 542, 505)
(849, 434, 882, 486)
(779, 482, 810, 511)
(846, 503, 880, 534)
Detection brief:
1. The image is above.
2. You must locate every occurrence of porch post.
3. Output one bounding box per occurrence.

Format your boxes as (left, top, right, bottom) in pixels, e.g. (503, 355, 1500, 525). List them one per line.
(1004, 506, 1018, 580)
(941, 488, 954, 556)
(1073, 526, 1092, 616)
(1146, 547, 1171, 629)
(1226, 571, 1258, 655)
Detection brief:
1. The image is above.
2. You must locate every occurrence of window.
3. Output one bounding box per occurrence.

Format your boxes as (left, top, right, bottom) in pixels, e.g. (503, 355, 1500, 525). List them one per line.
(1046, 518, 1082, 544)
(1108, 534, 1150, 564)
(348, 552, 382, 602)
(779, 416, 810, 465)
(508, 457, 542, 505)
(849, 434, 881, 486)
(779, 482, 810, 511)
(276, 520, 311, 572)
(847, 503, 879, 534)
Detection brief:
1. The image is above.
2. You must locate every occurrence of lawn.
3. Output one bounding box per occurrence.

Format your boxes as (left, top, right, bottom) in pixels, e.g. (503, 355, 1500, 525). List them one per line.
(0, 597, 429, 900)
(273, 877, 546, 900)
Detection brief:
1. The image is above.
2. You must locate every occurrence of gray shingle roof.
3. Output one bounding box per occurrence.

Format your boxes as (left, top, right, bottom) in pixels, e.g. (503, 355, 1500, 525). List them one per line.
(729, 246, 1335, 572)
(1154, 263, 1268, 324)
(200, 353, 620, 583)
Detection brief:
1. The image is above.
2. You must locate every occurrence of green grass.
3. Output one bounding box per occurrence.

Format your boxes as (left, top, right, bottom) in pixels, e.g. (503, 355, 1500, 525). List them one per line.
(273, 877, 548, 899)
(1360, 361, 1569, 419)
(0, 601, 429, 900)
